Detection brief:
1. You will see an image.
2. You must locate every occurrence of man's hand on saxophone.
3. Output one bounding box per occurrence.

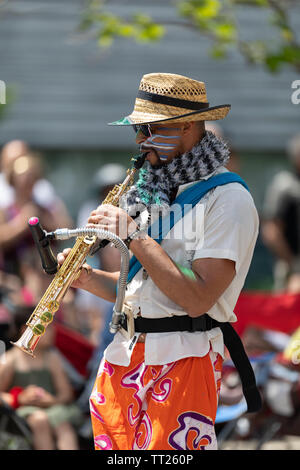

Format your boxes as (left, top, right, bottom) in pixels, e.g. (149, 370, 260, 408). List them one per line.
(87, 203, 138, 240)
(57, 247, 119, 304)
(57, 248, 92, 289)
(55, 201, 139, 305)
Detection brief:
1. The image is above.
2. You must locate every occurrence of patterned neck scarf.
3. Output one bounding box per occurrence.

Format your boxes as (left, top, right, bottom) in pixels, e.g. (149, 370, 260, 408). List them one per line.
(121, 130, 230, 217)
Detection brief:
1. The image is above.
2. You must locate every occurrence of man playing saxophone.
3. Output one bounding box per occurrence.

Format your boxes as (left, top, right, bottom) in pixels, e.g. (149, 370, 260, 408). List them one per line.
(58, 73, 259, 450)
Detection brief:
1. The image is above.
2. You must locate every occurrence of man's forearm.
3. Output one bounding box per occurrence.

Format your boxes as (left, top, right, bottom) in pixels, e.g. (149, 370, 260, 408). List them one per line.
(129, 235, 208, 316)
(0, 219, 27, 248)
(83, 269, 119, 303)
(77, 234, 234, 317)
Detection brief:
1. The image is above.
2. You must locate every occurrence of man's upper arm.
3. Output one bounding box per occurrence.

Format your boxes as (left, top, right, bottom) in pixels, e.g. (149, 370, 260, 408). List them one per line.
(188, 187, 258, 312)
(191, 257, 236, 312)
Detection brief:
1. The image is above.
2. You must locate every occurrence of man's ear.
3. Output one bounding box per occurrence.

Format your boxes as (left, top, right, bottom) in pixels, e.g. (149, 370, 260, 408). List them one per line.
(182, 121, 205, 136)
(181, 121, 194, 135)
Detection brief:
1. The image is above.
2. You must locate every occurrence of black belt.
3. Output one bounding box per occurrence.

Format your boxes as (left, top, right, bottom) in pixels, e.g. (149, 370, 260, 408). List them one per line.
(120, 314, 262, 414)
(132, 314, 215, 333)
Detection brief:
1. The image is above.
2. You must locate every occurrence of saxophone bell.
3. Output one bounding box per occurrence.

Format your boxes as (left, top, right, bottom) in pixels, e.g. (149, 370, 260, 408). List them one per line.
(11, 336, 39, 358)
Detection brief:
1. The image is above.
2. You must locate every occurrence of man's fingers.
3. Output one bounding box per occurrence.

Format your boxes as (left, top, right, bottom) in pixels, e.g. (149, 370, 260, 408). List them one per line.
(89, 205, 114, 220)
(57, 253, 65, 265)
(86, 222, 99, 229)
(88, 215, 100, 223)
(57, 248, 71, 265)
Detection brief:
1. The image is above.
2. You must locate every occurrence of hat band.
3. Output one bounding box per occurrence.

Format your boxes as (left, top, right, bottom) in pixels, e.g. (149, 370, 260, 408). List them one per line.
(137, 90, 209, 111)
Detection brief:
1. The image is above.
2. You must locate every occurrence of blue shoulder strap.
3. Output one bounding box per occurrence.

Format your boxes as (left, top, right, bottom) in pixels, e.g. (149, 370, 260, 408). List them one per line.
(127, 172, 249, 283)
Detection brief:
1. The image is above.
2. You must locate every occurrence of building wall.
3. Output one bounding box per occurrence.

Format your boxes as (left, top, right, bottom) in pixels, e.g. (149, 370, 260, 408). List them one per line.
(0, 0, 299, 151)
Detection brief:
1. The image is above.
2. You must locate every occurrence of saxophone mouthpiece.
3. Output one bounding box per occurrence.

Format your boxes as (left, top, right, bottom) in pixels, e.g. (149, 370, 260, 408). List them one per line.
(132, 153, 147, 170)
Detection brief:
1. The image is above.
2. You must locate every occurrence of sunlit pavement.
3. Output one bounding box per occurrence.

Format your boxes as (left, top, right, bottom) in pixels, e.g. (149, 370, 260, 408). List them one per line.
(221, 436, 300, 450)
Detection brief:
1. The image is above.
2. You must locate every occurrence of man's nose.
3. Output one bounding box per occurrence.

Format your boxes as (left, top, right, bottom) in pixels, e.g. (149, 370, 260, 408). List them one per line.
(135, 130, 148, 145)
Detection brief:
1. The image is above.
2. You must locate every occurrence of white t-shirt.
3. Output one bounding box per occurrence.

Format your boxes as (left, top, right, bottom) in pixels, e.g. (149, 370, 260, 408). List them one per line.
(104, 168, 259, 366)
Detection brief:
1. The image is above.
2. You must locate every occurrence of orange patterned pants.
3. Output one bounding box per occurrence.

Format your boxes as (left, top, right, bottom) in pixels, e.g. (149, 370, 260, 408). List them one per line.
(90, 343, 223, 450)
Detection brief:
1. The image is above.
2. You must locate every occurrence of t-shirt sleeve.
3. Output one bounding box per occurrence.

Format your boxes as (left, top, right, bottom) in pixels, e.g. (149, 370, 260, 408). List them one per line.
(192, 187, 259, 273)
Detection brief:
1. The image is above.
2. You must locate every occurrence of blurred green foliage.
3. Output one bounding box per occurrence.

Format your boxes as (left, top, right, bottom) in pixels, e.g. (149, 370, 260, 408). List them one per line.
(80, 4, 164, 47)
(79, 0, 300, 73)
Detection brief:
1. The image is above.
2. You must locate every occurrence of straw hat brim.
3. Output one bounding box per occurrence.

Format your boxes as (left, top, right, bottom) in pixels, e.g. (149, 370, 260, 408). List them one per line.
(108, 104, 231, 126)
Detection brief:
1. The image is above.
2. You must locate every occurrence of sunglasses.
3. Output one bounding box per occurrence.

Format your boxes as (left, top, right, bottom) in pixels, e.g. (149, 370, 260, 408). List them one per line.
(132, 124, 153, 137)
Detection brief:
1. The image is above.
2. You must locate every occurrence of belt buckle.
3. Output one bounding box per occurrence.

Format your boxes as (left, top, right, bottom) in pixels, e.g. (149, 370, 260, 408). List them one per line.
(119, 303, 135, 341)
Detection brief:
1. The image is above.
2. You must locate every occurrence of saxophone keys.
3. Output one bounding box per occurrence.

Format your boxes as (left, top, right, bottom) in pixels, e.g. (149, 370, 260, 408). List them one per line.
(47, 300, 59, 313)
(57, 278, 65, 287)
(39, 311, 54, 324)
(73, 268, 82, 281)
(31, 323, 46, 336)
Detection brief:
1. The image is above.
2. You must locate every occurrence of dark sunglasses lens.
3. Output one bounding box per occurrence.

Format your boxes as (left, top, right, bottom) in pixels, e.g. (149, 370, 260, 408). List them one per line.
(133, 124, 151, 137)
(141, 125, 150, 137)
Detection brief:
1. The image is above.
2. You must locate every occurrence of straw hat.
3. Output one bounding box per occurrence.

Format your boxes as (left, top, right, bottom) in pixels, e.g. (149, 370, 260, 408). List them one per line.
(109, 73, 231, 126)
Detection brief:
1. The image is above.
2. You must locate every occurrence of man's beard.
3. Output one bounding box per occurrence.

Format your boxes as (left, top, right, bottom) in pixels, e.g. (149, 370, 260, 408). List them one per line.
(140, 146, 162, 167)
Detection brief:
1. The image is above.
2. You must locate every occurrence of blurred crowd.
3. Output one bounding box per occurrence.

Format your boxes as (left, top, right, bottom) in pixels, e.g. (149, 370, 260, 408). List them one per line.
(0, 139, 126, 449)
(0, 129, 300, 450)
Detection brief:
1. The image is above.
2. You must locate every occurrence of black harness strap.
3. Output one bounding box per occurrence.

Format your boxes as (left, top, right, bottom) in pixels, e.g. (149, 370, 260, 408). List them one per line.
(217, 322, 262, 413)
(120, 314, 262, 414)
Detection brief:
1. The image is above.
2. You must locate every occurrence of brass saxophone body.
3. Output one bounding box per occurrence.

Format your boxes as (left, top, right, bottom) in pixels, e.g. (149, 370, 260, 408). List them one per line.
(12, 154, 146, 356)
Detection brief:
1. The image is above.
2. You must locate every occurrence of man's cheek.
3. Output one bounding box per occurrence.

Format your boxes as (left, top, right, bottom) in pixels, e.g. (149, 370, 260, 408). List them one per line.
(142, 133, 180, 161)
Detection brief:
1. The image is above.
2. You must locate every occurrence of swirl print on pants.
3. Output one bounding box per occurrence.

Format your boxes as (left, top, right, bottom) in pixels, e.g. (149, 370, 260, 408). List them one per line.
(89, 343, 222, 450)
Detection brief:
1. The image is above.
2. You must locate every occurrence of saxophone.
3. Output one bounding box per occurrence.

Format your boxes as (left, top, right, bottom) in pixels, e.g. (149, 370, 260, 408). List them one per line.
(12, 154, 146, 357)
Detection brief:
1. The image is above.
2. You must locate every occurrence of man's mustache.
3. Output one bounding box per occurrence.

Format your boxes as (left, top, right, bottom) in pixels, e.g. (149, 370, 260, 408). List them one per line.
(139, 145, 166, 168)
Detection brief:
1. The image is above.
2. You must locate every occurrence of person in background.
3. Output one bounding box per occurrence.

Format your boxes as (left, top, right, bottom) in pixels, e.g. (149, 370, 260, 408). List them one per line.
(0, 152, 56, 276)
(0, 308, 82, 450)
(262, 134, 300, 292)
(0, 140, 29, 210)
(205, 123, 240, 174)
(0, 140, 73, 229)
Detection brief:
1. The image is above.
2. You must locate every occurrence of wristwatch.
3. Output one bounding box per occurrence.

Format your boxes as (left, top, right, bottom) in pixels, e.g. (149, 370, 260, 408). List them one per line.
(124, 228, 145, 249)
